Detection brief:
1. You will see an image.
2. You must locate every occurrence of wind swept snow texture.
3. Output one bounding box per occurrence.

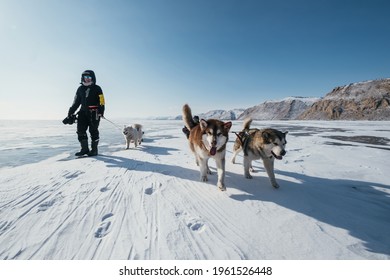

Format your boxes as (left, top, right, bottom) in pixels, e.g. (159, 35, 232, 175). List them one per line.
(0, 120, 389, 260)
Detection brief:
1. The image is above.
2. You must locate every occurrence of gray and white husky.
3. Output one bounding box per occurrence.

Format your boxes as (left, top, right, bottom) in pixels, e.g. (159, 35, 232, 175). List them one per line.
(232, 118, 288, 188)
(123, 124, 143, 149)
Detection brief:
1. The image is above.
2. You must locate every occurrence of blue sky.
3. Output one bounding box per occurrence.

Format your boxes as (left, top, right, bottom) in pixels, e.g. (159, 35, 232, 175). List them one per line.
(1, 0, 390, 119)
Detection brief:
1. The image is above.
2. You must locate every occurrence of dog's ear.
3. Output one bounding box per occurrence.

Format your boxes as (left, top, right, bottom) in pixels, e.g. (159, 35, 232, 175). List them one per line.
(200, 119, 208, 131)
(284, 131, 288, 135)
(224, 121, 232, 131)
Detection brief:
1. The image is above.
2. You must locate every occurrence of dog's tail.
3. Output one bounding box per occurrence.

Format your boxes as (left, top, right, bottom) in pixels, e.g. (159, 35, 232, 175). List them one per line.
(182, 104, 196, 130)
(133, 124, 142, 131)
(243, 118, 252, 130)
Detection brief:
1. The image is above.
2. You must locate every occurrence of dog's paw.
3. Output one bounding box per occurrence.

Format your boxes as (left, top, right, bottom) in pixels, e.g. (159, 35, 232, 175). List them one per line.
(245, 174, 253, 179)
(218, 183, 226, 191)
(272, 182, 280, 189)
(231, 158, 236, 164)
(207, 168, 212, 175)
(200, 176, 208, 182)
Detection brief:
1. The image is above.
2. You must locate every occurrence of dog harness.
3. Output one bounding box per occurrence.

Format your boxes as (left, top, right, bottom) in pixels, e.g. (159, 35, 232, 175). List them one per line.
(235, 128, 259, 156)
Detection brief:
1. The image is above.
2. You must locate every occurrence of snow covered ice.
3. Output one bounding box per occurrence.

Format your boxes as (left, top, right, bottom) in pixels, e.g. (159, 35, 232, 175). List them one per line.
(0, 119, 389, 260)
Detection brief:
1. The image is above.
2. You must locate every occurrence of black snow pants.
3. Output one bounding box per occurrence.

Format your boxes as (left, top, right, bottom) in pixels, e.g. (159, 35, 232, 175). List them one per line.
(76, 109, 100, 142)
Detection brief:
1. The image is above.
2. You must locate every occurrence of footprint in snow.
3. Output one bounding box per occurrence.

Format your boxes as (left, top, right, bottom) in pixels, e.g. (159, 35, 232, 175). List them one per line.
(186, 217, 206, 233)
(94, 213, 114, 238)
(144, 187, 154, 195)
(37, 200, 55, 212)
(64, 171, 84, 179)
(37, 193, 62, 212)
(175, 211, 183, 217)
(187, 221, 205, 232)
(174, 211, 205, 232)
(145, 182, 162, 195)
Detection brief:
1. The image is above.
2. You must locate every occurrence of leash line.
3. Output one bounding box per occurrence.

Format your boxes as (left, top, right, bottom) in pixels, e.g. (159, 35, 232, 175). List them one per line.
(101, 116, 123, 131)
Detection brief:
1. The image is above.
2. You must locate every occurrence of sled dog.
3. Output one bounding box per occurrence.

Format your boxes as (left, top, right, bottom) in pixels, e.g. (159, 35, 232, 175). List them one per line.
(123, 124, 143, 149)
(182, 104, 232, 191)
(231, 118, 288, 188)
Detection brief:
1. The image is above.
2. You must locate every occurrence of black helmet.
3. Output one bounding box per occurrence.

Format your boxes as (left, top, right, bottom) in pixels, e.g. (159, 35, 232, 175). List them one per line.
(81, 70, 96, 84)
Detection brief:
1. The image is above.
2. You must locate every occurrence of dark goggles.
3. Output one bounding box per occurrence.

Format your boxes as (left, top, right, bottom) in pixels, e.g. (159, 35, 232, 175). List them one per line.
(83, 75, 92, 80)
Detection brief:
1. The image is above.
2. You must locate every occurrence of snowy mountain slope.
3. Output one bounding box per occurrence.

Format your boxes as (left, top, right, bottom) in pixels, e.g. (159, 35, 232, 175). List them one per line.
(174, 108, 245, 121)
(0, 120, 389, 260)
(299, 79, 390, 120)
(324, 78, 390, 101)
(238, 97, 320, 120)
(199, 108, 245, 120)
(173, 98, 317, 121)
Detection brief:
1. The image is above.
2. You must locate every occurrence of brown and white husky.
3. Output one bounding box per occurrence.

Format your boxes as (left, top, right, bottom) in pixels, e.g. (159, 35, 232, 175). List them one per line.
(232, 118, 288, 188)
(182, 104, 232, 191)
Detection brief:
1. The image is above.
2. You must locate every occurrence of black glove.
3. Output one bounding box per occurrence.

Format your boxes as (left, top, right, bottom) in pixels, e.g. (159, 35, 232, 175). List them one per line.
(62, 115, 76, 125)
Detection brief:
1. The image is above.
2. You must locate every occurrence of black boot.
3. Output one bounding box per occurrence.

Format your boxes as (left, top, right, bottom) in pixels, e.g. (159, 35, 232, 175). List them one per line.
(75, 139, 89, 157)
(88, 140, 99, 156)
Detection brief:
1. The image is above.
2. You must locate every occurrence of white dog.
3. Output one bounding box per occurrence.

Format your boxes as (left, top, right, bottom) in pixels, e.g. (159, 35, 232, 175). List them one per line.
(123, 124, 143, 149)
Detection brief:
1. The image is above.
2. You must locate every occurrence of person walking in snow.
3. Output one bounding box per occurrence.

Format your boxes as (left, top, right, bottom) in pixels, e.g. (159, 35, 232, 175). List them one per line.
(67, 70, 105, 157)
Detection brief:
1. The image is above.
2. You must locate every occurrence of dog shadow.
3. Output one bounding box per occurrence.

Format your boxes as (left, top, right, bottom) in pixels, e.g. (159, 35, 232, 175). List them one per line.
(138, 144, 179, 156)
(141, 135, 180, 143)
(229, 169, 390, 257)
(95, 154, 201, 183)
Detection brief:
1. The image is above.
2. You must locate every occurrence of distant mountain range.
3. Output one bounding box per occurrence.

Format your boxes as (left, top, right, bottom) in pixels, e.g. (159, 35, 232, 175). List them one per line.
(167, 78, 390, 121)
(298, 78, 390, 120)
(238, 96, 320, 120)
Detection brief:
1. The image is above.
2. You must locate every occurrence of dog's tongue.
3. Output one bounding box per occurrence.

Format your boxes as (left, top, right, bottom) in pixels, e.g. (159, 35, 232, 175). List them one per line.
(210, 146, 217, 156)
(272, 151, 283, 160)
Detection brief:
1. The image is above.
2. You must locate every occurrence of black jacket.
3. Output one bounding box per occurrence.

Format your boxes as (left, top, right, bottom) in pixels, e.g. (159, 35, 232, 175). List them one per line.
(68, 84, 105, 116)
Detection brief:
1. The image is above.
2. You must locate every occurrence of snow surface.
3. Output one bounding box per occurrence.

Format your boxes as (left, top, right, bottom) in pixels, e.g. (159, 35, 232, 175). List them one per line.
(0, 119, 390, 260)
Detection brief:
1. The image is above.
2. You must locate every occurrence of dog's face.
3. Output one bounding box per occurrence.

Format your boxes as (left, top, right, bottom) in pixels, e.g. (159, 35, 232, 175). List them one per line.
(258, 130, 288, 160)
(200, 119, 232, 155)
(123, 126, 135, 138)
